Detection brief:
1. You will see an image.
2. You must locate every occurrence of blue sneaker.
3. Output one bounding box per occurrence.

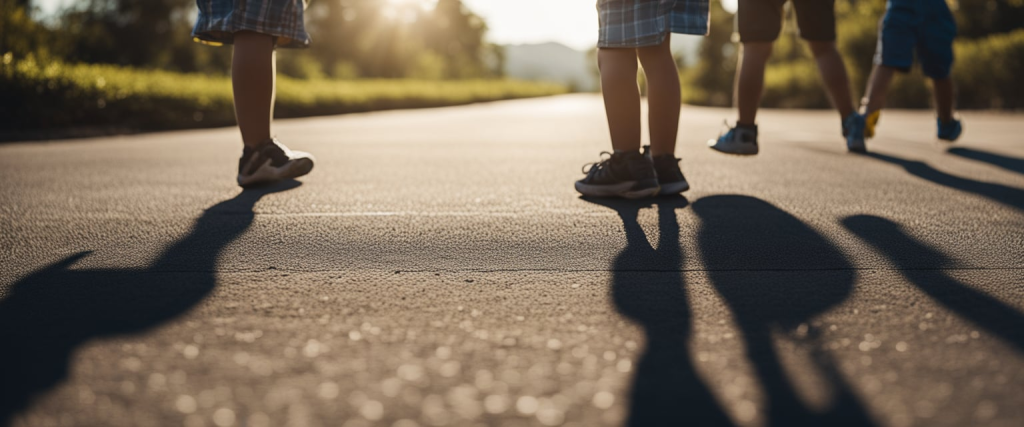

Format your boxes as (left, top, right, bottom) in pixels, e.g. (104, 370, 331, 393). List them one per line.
(844, 113, 867, 153)
(576, 150, 660, 199)
(938, 118, 963, 142)
(708, 122, 758, 155)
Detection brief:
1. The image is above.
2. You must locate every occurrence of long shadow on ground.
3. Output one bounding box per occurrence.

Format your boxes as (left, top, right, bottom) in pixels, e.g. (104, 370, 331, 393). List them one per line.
(585, 196, 734, 427)
(843, 215, 1024, 353)
(692, 195, 873, 427)
(0, 181, 300, 425)
(863, 152, 1024, 211)
(947, 147, 1024, 175)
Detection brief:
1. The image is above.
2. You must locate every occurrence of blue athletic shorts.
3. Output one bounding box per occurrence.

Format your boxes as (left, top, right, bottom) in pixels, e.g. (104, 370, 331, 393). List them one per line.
(875, 0, 957, 79)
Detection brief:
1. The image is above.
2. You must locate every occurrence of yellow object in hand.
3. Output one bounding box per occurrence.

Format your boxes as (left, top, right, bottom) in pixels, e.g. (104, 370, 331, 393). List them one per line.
(865, 110, 881, 139)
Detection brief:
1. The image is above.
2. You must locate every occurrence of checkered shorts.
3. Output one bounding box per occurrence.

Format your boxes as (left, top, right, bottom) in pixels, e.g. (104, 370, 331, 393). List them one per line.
(597, 0, 709, 48)
(192, 0, 310, 49)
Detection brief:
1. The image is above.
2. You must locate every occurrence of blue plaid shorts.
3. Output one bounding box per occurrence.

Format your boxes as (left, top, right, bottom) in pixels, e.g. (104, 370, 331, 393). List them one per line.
(192, 0, 310, 49)
(875, 0, 957, 78)
(597, 0, 709, 48)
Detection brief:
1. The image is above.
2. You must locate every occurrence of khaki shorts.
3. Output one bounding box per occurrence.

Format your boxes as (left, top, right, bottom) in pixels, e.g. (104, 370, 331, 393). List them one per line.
(737, 0, 836, 43)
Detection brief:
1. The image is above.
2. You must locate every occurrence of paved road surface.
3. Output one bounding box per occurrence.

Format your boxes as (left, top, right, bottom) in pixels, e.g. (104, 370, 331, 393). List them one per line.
(1, 94, 1022, 427)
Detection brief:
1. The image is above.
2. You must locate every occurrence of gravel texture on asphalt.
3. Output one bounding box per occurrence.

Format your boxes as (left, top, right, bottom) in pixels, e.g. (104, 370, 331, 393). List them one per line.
(1, 95, 1023, 427)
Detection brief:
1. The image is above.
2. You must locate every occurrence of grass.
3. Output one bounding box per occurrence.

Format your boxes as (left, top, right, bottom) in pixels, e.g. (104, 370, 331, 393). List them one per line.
(0, 55, 569, 136)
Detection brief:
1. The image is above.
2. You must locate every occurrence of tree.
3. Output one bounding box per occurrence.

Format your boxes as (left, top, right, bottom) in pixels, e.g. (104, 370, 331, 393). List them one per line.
(1, 0, 67, 60)
(953, 0, 1024, 38)
(60, 0, 210, 70)
(680, 0, 737, 106)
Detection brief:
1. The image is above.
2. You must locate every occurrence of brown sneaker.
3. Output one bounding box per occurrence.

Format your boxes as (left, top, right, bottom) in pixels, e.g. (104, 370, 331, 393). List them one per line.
(643, 145, 690, 195)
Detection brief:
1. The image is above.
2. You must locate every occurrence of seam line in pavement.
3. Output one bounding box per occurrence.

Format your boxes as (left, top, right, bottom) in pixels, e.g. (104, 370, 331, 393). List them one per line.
(102, 267, 1024, 274)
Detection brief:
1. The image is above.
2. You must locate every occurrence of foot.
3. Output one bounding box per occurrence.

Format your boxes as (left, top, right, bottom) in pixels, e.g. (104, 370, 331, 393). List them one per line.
(643, 145, 690, 195)
(575, 150, 660, 199)
(237, 138, 315, 187)
(708, 123, 759, 155)
(938, 118, 963, 142)
(844, 113, 867, 153)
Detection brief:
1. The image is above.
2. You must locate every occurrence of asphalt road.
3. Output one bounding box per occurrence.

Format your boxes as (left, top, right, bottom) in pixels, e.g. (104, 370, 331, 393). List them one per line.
(1, 94, 1022, 427)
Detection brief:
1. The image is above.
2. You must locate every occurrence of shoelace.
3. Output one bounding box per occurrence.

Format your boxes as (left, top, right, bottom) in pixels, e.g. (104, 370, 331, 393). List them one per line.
(581, 151, 614, 175)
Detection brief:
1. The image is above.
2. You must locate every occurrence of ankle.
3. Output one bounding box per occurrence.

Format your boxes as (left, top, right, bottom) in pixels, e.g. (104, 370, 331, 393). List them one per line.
(243, 138, 273, 150)
(650, 150, 675, 158)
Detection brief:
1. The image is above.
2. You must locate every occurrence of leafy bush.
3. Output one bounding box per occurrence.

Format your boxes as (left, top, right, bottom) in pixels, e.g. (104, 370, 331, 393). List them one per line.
(840, 28, 1024, 110)
(953, 29, 1024, 109)
(0, 55, 568, 134)
(761, 61, 832, 109)
(680, 0, 1024, 110)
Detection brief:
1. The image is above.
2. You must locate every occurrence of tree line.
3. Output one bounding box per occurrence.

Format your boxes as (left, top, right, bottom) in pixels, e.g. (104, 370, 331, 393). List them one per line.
(1, 0, 503, 79)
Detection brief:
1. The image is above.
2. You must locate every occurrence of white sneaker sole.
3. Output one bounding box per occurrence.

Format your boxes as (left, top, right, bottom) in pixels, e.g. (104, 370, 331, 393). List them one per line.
(575, 181, 661, 199)
(708, 139, 759, 155)
(658, 181, 691, 195)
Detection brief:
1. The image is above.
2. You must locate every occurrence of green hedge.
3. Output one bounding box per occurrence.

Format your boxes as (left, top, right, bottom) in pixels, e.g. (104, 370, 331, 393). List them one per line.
(680, 28, 1024, 110)
(763, 29, 1024, 110)
(0, 55, 569, 134)
(953, 30, 1024, 109)
(865, 29, 1024, 110)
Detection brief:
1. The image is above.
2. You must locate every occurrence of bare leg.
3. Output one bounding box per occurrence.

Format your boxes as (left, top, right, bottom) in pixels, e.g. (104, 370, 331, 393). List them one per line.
(734, 42, 773, 126)
(232, 31, 276, 148)
(861, 65, 896, 115)
(637, 37, 681, 157)
(931, 76, 955, 123)
(807, 41, 855, 119)
(599, 48, 642, 152)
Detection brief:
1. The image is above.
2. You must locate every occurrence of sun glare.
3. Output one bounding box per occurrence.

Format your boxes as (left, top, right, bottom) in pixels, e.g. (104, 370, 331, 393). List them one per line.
(383, 0, 437, 10)
(381, 0, 437, 21)
(462, 0, 599, 50)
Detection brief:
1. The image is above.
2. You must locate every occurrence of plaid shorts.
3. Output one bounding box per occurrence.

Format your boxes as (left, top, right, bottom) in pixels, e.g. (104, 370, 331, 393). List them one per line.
(192, 0, 310, 49)
(876, 0, 957, 78)
(597, 0, 709, 48)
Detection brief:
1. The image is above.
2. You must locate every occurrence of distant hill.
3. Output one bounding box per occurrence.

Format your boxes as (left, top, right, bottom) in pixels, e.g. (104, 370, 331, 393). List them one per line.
(502, 37, 702, 92)
(503, 43, 598, 92)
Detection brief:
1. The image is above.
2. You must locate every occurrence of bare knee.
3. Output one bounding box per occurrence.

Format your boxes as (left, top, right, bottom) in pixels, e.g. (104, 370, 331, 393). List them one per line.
(636, 40, 667, 60)
(807, 41, 837, 58)
(599, 48, 638, 76)
(740, 42, 773, 64)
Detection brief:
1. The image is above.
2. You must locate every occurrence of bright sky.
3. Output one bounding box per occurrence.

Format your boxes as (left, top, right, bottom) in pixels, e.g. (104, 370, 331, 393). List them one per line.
(461, 0, 599, 50)
(34, 0, 71, 16)
(36, 0, 739, 51)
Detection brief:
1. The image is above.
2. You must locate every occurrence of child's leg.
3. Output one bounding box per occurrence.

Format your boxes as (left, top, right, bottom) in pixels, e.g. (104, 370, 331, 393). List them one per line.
(807, 41, 856, 119)
(637, 37, 681, 157)
(232, 31, 276, 148)
(734, 42, 773, 126)
(598, 48, 641, 152)
(931, 77, 955, 123)
(861, 65, 897, 115)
